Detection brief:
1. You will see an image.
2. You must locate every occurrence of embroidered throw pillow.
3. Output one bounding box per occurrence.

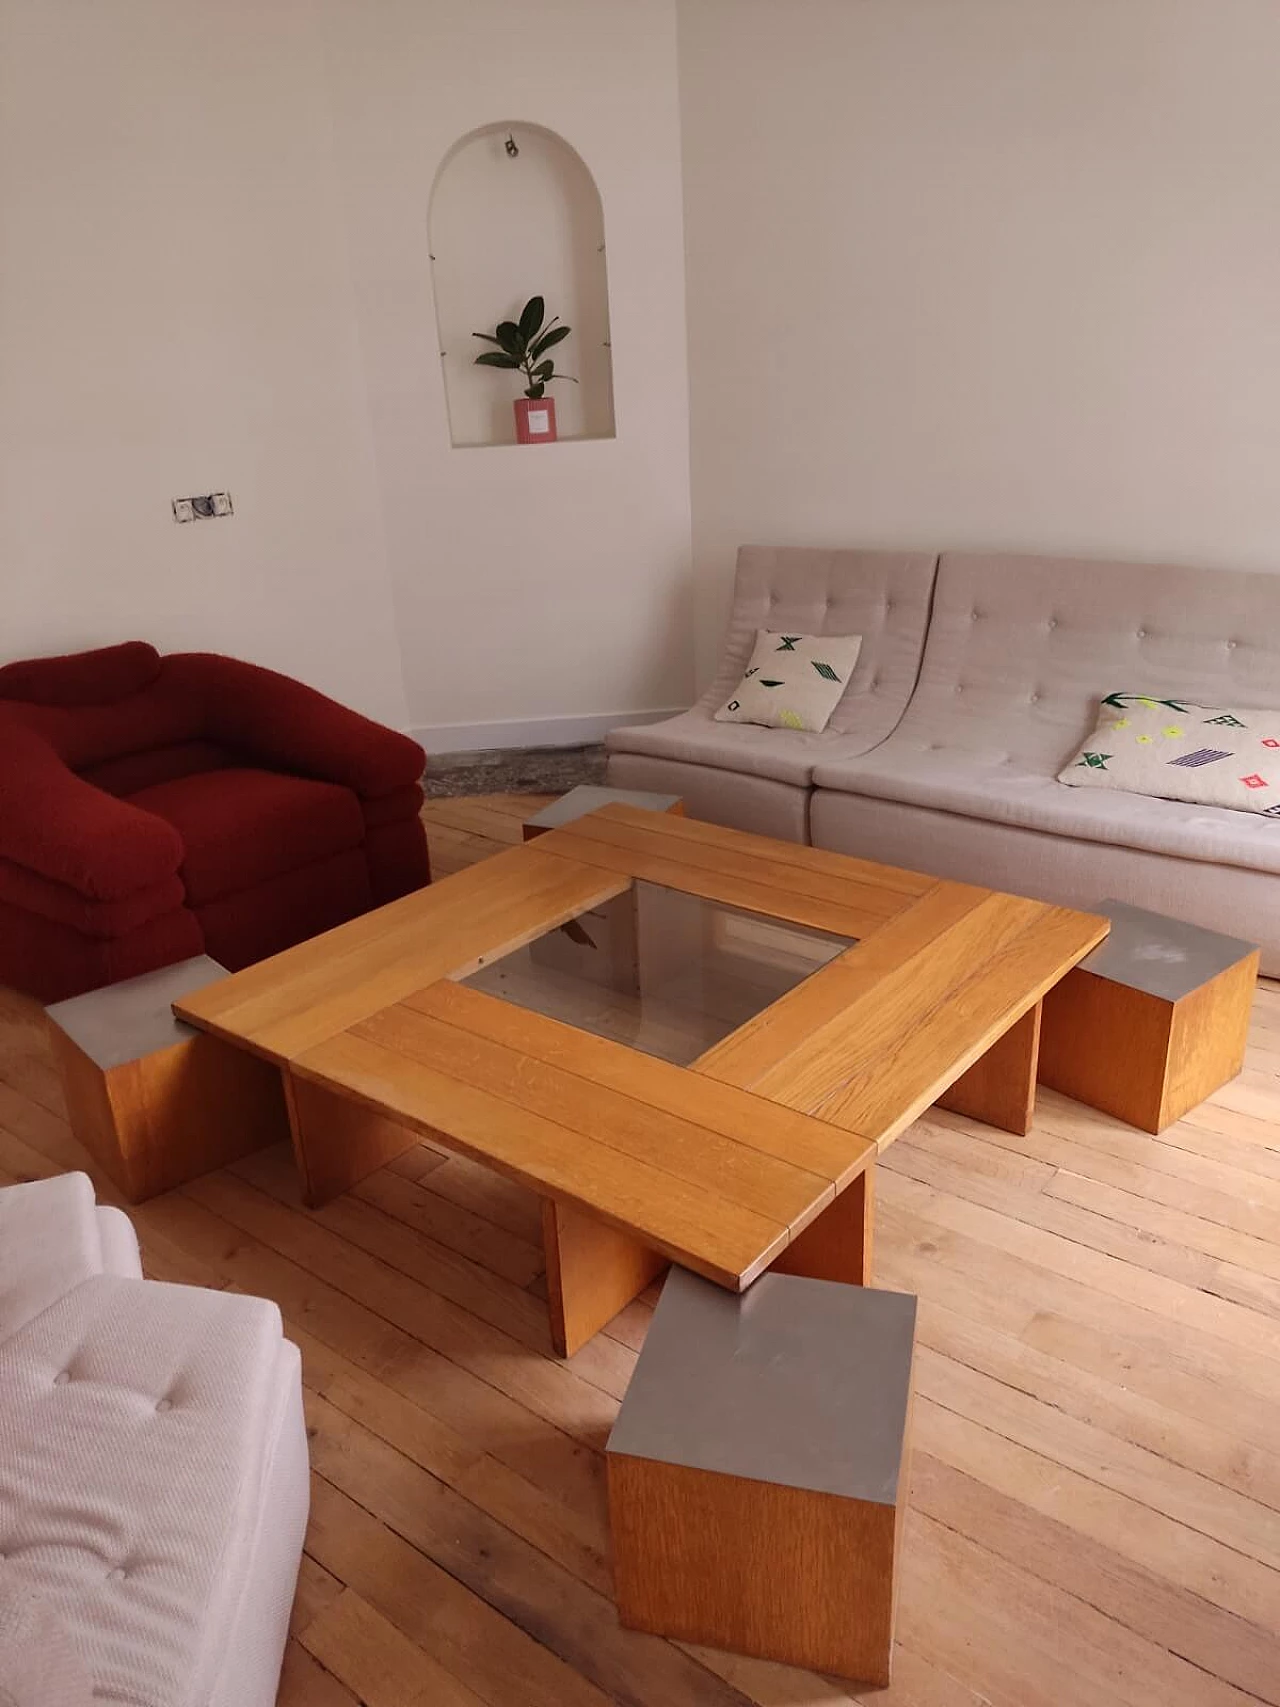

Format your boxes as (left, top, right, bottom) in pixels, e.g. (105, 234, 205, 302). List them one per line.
(1059, 693, 1280, 816)
(714, 630, 863, 733)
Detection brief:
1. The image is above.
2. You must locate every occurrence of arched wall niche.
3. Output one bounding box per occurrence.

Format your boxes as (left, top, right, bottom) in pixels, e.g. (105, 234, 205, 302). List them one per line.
(429, 122, 616, 448)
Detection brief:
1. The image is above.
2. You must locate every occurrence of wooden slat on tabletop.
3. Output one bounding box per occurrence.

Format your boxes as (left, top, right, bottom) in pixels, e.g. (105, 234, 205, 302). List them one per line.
(353, 1002, 833, 1231)
(174, 844, 628, 1062)
(542, 802, 932, 921)
(695, 881, 994, 1087)
(565, 801, 935, 894)
(292, 1029, 791, 1288)
(813, 907, 1108, 1145)
(716, 891, 1105, 1139)
(530, 828, 883, 941)
(406, 979, 875, 1189)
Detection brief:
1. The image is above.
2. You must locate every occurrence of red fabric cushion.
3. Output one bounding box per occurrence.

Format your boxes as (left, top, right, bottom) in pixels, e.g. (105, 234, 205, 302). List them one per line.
(0, 855, 185, 938)
(80, 740, 235, 799)
(361, 784, 425, 829)
(3, 676, 207, 773)
(129, 767, 365, 905)
(164, 654, 425, 797)
(0, 642, 161, 706)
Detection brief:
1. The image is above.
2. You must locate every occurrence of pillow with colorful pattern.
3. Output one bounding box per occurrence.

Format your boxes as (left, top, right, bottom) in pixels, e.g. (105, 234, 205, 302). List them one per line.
(1058, 693, 1280, 816)
(714, 629, 863, 733)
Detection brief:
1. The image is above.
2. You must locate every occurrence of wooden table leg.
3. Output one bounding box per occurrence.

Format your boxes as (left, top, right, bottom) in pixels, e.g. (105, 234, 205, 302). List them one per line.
(769, 1167, 874, 1287)
(542, 1198, 667, 1358)
(285, 1073, 420, 1208)
(935, 1001, 1042, 1136)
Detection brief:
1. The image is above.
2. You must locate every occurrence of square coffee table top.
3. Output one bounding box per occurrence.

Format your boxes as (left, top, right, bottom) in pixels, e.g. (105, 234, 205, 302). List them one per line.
(175, 804, 1108, 1291)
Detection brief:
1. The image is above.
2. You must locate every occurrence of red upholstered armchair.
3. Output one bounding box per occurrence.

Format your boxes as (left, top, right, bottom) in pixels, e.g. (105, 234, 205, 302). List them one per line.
(0, 641, 431, 1002)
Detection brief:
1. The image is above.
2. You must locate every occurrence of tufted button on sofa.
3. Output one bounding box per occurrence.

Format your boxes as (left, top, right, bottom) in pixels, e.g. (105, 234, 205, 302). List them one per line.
(0, 1173, 307, 1706)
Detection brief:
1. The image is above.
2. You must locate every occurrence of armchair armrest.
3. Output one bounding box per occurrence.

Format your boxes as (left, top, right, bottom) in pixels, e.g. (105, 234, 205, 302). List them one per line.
(0, 719, 183, 900)
(168, 653, 424, 799)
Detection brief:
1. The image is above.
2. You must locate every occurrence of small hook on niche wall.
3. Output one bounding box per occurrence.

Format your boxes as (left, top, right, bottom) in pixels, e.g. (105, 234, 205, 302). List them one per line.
(504, 132, 519, 158)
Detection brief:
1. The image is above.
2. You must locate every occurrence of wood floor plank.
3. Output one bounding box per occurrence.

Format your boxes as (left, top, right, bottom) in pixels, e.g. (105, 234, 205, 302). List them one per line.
(305, 1476, 617, 1707)
(910, 1454, 1280, 1707)
(277, 1640, 361, 1706)
(307, 1395, 764, 1707)
(301, 1588, 492, 1707)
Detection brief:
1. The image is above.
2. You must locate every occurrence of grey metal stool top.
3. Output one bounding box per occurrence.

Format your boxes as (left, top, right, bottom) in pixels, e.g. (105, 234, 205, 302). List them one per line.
(1077, 900, 1256, 1004)
(45, 955, 227, 1069)
(607, 1266, 917, 1505)
(524, 784, 682, 833)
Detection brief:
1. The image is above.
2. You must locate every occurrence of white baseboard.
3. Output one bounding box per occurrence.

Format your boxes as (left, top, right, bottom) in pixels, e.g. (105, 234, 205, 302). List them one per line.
(413, 707, 683, 756)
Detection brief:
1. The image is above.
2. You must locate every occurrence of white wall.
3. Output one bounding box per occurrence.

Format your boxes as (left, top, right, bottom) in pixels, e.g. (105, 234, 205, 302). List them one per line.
(0, 0, 409, 727)
(322, 0, 693, 751)
(678, 0, 1280, 684)
(0, 0, 692, 749)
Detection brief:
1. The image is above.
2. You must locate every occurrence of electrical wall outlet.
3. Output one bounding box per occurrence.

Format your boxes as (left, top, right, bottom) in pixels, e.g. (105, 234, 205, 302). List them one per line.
(173, 491, 232, 523)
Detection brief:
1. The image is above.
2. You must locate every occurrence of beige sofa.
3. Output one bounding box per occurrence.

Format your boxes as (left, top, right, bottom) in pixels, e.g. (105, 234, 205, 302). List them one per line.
(607, 546, 1280, 972)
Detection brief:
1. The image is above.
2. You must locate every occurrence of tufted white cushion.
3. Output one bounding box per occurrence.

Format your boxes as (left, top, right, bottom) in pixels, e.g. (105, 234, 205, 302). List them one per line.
(609, 547, 937, 785)
(0, 1579, 94, 1707)
(0, 1173, 103, 1344)
(0, 1274, 287, 1707)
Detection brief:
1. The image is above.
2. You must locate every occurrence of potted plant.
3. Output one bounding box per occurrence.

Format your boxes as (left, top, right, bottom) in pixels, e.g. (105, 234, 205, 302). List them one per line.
(473, 296, 575, 444)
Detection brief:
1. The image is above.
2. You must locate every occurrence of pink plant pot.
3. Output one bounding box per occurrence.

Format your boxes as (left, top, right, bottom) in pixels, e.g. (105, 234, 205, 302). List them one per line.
(514, 395, 557, 444)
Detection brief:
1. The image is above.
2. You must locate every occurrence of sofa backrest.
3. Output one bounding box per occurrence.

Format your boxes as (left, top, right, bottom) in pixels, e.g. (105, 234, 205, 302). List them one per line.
(0, 643, 226, 791)
(890, 551, 1280, 768)
(703, 546, 939, 745)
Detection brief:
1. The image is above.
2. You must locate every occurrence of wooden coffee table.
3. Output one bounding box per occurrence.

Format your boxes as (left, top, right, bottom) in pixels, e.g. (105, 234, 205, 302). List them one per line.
(175, 805, 1107, 1355)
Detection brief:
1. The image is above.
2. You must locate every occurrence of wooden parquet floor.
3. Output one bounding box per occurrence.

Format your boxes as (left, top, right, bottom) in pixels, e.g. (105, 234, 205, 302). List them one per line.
(3, 792, 1280, 1705)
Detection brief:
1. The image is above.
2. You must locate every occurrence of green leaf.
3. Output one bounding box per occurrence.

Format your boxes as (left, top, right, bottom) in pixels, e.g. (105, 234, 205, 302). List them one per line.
(471, 332, 504, 345)
(532, 359, 554, 381)
(474, 350, 521, 369)
(518, 296, 545, 343)
(530, 324, 571, 361)
(526, 381, 546, 399)
(495, 321, 523, 357)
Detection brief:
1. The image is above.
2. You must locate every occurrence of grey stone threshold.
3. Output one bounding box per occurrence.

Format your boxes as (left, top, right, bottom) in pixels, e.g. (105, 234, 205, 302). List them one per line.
(425, 743, 606, 799)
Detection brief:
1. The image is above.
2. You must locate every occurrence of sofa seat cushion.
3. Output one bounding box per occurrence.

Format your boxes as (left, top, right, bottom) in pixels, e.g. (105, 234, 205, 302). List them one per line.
(129, 768, 365, 905)
(609, 707, 889, 788)
(0, 1275, 287, 1707)
(0, 1174, 103, 1345)
(814, 740, 1280, 876)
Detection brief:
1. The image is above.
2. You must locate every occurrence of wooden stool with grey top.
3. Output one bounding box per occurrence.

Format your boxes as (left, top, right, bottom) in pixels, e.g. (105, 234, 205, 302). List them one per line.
(46, 955, 289, 1202)
(1038, 900, 1258, 1134)
(607, 1266, 917, 1685)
